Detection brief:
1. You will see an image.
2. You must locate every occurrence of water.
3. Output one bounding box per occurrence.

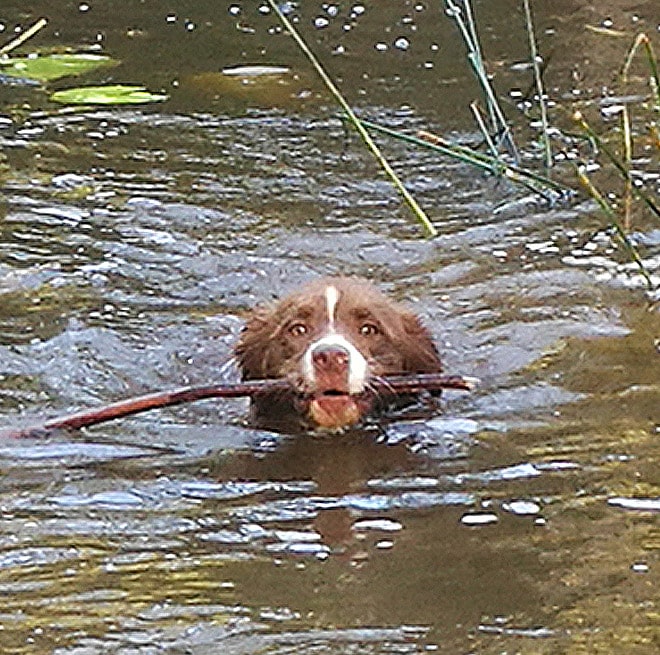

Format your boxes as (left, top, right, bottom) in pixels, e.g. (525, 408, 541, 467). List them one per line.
(0, 1, 658, 653)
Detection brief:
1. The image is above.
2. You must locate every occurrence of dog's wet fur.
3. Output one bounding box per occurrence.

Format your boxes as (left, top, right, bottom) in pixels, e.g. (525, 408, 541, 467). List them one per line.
(235, 277, 442, 432)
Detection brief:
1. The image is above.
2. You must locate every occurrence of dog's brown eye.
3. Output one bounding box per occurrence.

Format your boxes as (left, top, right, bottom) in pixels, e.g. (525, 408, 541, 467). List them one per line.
(288, 322, 308, 337)
(360, 322, 380, 336)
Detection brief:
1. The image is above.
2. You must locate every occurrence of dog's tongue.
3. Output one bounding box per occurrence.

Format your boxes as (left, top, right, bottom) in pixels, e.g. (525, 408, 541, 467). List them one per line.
(309, 395, 362, 429)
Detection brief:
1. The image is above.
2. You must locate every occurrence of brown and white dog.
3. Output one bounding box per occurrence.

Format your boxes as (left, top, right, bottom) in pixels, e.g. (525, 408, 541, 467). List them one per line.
(235, 277, 442, 432)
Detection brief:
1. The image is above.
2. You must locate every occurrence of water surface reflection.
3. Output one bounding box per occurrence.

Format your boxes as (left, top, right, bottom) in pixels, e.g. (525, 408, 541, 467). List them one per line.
(0, 0, 658, 653)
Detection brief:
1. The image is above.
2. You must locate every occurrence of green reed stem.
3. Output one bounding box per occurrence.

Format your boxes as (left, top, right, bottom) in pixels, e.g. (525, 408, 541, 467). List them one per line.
(574, 111, 660, 219)
(470, 101, 500, 159)
(576, 165, 653, 289)
(461, 0, 497, 133)
(522, 0, 552, 169)
(644, 38, 660, 108)
(444, 0, 519, 161)
(265, 0, 437, 237)
(358, 119, 571, 195)
(622, 33, 660, 108)
(621, 104, 633, 229)
(0, 17, 47, 56)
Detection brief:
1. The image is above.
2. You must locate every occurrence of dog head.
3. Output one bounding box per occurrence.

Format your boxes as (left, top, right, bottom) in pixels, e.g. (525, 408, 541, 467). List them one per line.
(235, 277, 442, 430)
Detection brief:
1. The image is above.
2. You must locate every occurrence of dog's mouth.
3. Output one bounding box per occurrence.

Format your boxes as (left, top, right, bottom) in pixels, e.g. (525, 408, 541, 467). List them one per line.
(318, 388, 349, 397)
(305, 388, 371, 430)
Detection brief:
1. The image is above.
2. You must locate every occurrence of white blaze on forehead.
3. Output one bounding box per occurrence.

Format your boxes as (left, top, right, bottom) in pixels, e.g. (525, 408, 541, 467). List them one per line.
(324, 284, 340, 329)
(301, 283, 368, 394)
(303, 334, 368, 394)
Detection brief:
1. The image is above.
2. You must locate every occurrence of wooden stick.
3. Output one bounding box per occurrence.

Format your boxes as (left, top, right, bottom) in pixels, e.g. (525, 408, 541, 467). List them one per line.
(1, 373, 476, 439)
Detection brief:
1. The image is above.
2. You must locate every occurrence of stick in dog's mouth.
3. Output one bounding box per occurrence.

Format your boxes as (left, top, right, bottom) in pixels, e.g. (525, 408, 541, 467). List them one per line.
(2, 373, 476, 439)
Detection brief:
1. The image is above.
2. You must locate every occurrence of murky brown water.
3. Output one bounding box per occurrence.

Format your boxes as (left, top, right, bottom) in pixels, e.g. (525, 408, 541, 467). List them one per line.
(1, 1, 658, 654)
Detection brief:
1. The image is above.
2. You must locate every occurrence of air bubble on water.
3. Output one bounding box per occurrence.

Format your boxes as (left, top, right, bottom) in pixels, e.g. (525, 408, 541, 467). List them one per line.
(353, 519, 403, 532)
(502, 500, 541, 516)
(279, 2, 296, 15)
(461, 513, 498, 526)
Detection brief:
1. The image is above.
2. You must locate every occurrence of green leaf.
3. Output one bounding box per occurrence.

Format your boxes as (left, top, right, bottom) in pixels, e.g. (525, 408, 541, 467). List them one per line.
(0, 53, 117, 82)
(50, 85, 169, 105)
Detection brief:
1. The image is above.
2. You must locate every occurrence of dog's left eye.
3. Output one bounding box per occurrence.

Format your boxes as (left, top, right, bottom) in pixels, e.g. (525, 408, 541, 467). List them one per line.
(359, 322, 380, 336)
(288, 322, 308, 337)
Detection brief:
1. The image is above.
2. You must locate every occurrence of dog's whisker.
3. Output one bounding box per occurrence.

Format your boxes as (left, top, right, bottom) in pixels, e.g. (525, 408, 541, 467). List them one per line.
(369, 375, 396, 396)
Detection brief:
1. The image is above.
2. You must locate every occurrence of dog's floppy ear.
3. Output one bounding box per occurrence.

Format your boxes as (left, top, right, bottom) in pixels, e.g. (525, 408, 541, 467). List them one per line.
(234, 305, 280, 379)
(398, 311, 443, 373)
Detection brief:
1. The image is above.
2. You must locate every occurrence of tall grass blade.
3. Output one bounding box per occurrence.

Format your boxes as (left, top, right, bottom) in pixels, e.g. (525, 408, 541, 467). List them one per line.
(0, 17, 47, 55)
(265, 0, 437, 237)
(574, 112, 660, 219)
(643, 36, 660, 107)
(444, 0, 519, 161)
(470, 101, 500, 159)
(621, 105, 633, 230)
(461, 0, 497, 132)
(622, 33, 660, 108)
(358, 119, 571, 195)
(522, 0, 552, 169)
(576, 165, 653, 289)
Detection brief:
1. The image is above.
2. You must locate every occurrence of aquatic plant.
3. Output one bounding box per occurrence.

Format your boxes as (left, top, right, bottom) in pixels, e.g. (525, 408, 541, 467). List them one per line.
(49, 84, 168, 105)
(0, 17, 163, 105)
(443, 0, 519, 162)
(265, 0, 437, 237)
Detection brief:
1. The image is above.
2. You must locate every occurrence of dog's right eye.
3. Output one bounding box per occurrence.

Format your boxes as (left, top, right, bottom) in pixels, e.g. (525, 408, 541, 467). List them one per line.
(359, 322, 381, 336)
(288, 322, 308, 337)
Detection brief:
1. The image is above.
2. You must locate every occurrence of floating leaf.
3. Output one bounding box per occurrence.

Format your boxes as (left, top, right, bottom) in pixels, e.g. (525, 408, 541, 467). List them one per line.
(50, 84, 168, 105)
(0, 53, 117, 82)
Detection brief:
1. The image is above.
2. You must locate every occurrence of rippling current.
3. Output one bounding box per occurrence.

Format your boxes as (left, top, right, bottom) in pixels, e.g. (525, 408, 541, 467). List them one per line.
(1, 1, 658, 653)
